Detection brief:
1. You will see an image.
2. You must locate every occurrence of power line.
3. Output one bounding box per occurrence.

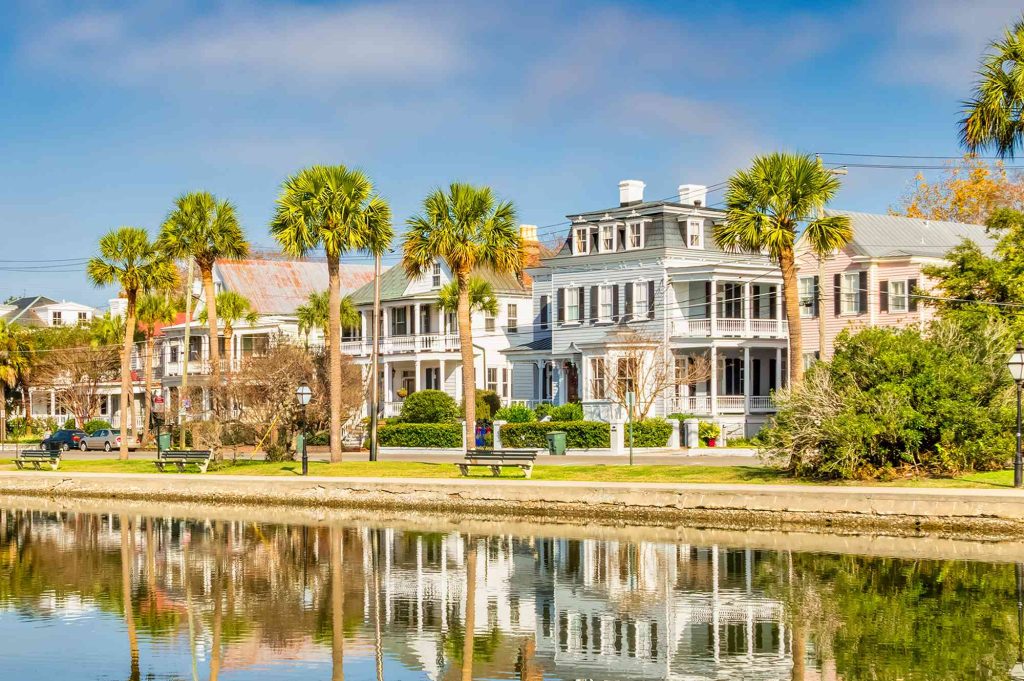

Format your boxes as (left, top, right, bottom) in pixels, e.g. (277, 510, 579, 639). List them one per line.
(818, 151, 1008, 161)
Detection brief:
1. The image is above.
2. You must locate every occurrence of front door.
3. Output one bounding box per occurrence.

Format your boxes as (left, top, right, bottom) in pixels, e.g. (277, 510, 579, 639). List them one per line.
(565, 362, 579, 403)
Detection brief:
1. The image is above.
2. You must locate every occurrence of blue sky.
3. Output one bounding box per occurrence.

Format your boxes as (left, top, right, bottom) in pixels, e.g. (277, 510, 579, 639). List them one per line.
(1, 0, 1020, 306)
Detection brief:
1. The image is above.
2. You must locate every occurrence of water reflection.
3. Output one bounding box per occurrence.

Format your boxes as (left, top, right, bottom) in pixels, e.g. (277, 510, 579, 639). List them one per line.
(0, 507, 1020, 680)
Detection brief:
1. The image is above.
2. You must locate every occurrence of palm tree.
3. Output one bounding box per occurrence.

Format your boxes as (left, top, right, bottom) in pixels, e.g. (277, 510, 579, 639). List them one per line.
(88, 227, 176, 459)
(158, 192, 249, 417)
(270, 165, 393, 462)
(714, 153, 850, 386)
(199, 291, 258, 372)
(404, 183, 522, 446)
(296, 291, 360, 350)
(961, 18, 1024, 157)
(436, 277, 498, 317)
(120, 514, 140, 681)
(137, 294, 179, 444)
(0, 321, 33, 442)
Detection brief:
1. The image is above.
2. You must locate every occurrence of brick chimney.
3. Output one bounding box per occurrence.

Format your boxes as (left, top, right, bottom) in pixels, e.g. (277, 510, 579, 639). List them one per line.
(519, 224, 540, 284)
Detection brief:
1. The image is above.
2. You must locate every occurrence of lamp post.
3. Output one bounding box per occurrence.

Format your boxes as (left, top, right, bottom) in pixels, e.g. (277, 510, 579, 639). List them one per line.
(1007, 342, 1024, 488)
(296, 381, 312, 476)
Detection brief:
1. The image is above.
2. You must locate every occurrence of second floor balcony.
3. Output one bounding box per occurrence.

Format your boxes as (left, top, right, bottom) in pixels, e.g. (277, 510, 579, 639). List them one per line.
(339, 333, 461, 358)
(671, 317, 788, 340)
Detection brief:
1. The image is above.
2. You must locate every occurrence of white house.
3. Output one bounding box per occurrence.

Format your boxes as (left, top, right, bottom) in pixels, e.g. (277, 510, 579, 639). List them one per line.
(0, 296, 99, 328)
(504, 180, 788, 438)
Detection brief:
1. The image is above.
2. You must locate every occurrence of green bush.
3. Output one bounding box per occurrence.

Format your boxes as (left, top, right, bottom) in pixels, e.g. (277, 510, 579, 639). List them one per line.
(306, 430, 330, 446)
(62, 417, 77, 429)
(699, 421, 721, 444)
(626, 418, 672, 447)
(264, 443, 293, 462)
(493, 404, 536, 423)
(220, 423, 256, 446)
(470, 390, 501, 421)
(82, 419, 112, 434)
(400, 390, 460, 424)
(666, 413, 699, 422)
(501, 421, 610, 449)
(534, 402, 552, 420)
(378, 422, 462, 448)
(548, 402, 583, 421)
(7, 417, 38, 437)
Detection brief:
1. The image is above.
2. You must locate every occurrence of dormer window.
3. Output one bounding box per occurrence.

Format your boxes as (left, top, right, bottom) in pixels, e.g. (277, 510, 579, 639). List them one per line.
(573, 227, 589, 255)
(687, 219, 704, 249)
(626, 222, 644, 250)
(431, 262, 441, 288)
(600, 224, 614, 252)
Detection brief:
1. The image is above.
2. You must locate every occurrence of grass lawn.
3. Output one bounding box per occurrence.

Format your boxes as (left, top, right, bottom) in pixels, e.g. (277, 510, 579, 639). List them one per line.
(0, 457, 1019, 488)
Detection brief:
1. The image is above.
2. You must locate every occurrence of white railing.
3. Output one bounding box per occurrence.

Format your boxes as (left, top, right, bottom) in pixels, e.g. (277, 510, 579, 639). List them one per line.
(716, 396, 747, 413)
(665, 395, 776, 415)
(749, 395, 776, 412)
(671, 319, 712, 337)
(672, 318, 789, 339)
(582, 400, 625, 422)
(383, 401, 404, 417)
(339, 334, 462, 357)
(667, 396, 712, 415)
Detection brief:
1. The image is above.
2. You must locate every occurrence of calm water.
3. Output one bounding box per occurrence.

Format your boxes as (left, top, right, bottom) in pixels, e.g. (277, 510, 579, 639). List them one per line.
(1, 507, 1022, 680)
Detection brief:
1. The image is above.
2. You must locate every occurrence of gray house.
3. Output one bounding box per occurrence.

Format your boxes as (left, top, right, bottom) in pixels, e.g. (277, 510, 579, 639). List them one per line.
(504, 180, 788, 437)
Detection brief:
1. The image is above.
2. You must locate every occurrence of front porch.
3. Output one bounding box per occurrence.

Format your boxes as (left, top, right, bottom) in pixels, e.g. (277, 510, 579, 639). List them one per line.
(371, 357, 514, 418)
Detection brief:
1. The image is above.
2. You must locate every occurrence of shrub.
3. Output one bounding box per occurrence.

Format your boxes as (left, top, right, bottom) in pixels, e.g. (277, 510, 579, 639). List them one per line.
(264, 443, 293, 462)
(493, 404, 536, 423)
(7, 417, 38, 437)
(666, 413, 699, 422)
(468, 390, 501, 421)
(548, 402, 583, 422)
(220, 423, 256, 446)
(534, 402, 552, 420)
(306, 430, 330, 446)
(378, 422, 462, 448)
(82, 419, 112, 434)
(400, 390, 460, 424)
(699, 421, 721, 444)
(501, 421, 610, 449)
(62, 417, 77, 429)
(626, 418, 672, 447)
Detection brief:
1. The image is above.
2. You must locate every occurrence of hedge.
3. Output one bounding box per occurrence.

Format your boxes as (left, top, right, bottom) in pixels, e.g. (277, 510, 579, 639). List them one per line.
(625, 418, 672, 447)
(400, 390, 460, 424)
(377, 422, 462, 448)
(83, 419, 112, 434)
(501, 421, 610, 449)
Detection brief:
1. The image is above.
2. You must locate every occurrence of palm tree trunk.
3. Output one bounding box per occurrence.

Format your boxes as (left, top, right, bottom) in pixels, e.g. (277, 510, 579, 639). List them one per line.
(791, 619, 807, 681)
(201, 266, 222, 461)
(331, 527, 345, 681)
(210, 529, 223, 681)
(779, 247, 804, 386)
(120, 514, 140, 681)
(456, 271, 475, 450)
(462, 535, 477, 681)
(141, 336, 153, 445)
(120, 294, 137, 461)
(327, 254, 343, 462)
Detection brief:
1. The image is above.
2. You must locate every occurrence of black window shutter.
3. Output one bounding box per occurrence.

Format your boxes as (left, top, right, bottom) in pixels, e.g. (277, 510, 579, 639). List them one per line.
(612, 284, 620, 321)
(908, 278, 919, 311)
(811, 277, 818, 317)
(409, 305, 416, 334)
(589, 285, 598, 322)
(879, 280, 889, 313)
(833, 274, 841, 316)
(647, 281, 655, 318)
(540, 295, 549, 326)
(624, 284, 634, 321)
(858, 271, 868, 314)
(704, 281, 712, 318)
(557, 289, 565, 323)
(578, 287, 585, 321)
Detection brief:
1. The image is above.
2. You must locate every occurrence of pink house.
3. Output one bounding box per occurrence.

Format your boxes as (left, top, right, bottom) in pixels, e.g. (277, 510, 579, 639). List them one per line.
(794, 210, 994, 364)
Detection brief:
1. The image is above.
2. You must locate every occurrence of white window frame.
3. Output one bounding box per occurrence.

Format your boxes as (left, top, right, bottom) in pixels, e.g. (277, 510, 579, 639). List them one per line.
(567, 288, 580, 323)
(626, 221, 644, 250)
(686, 219, 703, 249)
(501, 367, 509, 398)
(841, 272, 860, 315)
(600, 223, 614, 252)
(484, 309, 496, 332)
(633, 282, 649, 320)
(599, 285, 613, 322)
(431, 262, 441, 288)
(77, 311, 88, 324)
(51, 311, 62, 326)
(507, 304, 518, 333)
(573, 227, 589, 255)
(798, 277, 815, 318)
(486, 367, 498, 393)
(889, 280, 908, 313)
(591, 357, 607, 399)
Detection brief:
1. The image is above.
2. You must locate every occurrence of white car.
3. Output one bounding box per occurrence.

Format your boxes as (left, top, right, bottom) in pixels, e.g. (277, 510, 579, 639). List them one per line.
(80, 429, 136, 452)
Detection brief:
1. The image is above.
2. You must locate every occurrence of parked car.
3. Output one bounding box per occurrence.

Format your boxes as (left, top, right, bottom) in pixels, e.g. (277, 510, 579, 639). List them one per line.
(80, 428, 136, 452)
(41, 429, 88, 452)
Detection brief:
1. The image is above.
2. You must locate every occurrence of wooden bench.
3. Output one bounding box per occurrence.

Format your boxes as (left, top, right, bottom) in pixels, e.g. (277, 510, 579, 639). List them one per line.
(154, 450, 212, 473)
(458, 449, 539, 479)
(15, 449, 61, 471)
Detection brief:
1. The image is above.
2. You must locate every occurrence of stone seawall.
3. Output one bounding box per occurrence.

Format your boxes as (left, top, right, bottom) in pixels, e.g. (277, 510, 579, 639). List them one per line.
(2, 472, 1024, 540)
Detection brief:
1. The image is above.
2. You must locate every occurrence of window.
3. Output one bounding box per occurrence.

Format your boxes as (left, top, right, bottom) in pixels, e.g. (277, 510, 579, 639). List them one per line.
(170, 346, 179, 363)
(686, 219, 703, 249)
(539, 295, 550, 330)
(507, 304, 518, 333)
(616, 358, 637, 396)
(77, 311, 88, 324)
(431, 262, 441, 288)
(600, 224, 614, 252)
(802, 352, 819, 371)
(487, 368, 498, 393)
(719, 283, 743, 319)
(798, 277, 816, 318)
(627, 222, 643, 249)
(485, 309, 496, 332)
(566, 288, 580, 322)
(599, 286, 613, 321)
(241, 335, 269, 357)
(630, 280, 647, 319)
(841, 272, 860, 315)
(889, 280, 908, 313)
(502, 368, 509, 398)
(445, 311, 457, 334)
(392, 307, 408, 335)
(188, 336, 202, 360)
(425, 367, 440, 390)
(419, 306, 431, 334)
(573, 227, 589, 255)
(591, 358, 607, 399)
(51, 311, 63, 326)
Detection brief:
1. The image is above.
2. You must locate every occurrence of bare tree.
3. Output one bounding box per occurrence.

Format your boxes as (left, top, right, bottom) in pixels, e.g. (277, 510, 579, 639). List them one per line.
(32, 327, 120, 426)
(590, 330, 711, 420)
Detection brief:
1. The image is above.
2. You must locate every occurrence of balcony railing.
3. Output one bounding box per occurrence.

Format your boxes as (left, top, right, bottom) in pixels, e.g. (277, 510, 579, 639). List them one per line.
(671, 318, 788, 339)
(667, 395, 775, 415)
(339, 334, 461, 357)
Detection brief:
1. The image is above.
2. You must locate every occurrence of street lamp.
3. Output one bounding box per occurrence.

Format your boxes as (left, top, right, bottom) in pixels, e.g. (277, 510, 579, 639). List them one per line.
(296, 381, 312, 476)
(1007, 342, 1024, 488)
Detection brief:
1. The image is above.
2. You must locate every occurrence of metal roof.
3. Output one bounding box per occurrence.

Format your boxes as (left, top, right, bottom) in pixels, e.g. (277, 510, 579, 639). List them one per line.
(823, 210, 996, 259)
(348, 264, 528, 306)
(215, 259, 374, 315)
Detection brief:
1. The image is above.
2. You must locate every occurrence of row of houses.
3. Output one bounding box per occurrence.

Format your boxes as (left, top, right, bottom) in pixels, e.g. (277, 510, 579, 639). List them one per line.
(16, 178, 991, 437)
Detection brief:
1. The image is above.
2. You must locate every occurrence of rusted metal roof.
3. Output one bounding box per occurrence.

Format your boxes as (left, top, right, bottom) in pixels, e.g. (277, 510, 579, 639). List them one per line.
(215, 259, 374, 315)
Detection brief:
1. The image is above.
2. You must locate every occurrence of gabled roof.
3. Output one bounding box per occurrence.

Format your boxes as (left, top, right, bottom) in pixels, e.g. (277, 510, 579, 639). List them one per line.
(215, 259, 374, 315)
(0, 296, 59, 326)
(347, 264, 528, 306)
(822, 210, 996, 259)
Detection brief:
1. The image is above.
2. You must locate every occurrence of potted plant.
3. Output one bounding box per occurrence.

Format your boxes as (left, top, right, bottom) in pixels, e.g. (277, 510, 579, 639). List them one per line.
(699, 421, 721, 447)
(396, 388, 409, 399)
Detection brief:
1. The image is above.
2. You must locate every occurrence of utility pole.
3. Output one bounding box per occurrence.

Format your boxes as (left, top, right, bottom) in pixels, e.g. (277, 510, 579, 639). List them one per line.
(815, 155, 847, 362)
(179, 260, 194, 449)
(368, 253, 382, 462)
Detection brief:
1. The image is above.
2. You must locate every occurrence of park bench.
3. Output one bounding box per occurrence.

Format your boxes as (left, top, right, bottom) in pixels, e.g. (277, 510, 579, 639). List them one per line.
(154, 450, 212, 473)
(15, 449, 61, 471)
(458, 449, 539, 479)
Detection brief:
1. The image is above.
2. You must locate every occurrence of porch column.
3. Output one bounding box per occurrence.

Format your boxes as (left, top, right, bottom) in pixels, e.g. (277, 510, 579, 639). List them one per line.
(743, 346, 751, 412)
(439, 358, 446, 394)
(709, 278, 718, 334)
(710, 346, 718, 416)
(382, 307, 390, 338)
(50, 390, 56, 417)
(383, 361, 392, 406)
(742, 281, 751, 334)
(414, 303, 421, 348)
(360, 310, 367, 341)
(454, 364, 462, 402)
(774, 285, 783, 335)
(106, 394, 112, 422)
(414, 358, 421, 393)
(775, 347, 782, 391)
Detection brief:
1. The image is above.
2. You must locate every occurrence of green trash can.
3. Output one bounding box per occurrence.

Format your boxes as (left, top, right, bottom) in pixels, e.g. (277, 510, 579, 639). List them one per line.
(157, 432, 171, 453)
(546, 431, 567, 456)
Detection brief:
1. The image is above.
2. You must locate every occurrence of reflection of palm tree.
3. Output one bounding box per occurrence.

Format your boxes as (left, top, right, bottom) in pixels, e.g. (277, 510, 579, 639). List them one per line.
(518, 636, 542, 681)
(462, 535, 477, 681)
(210, 523, 224, 681)
(119, 514, 140, 681)
(331, 527, 345, 681)
(372, 529, 384, 681)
